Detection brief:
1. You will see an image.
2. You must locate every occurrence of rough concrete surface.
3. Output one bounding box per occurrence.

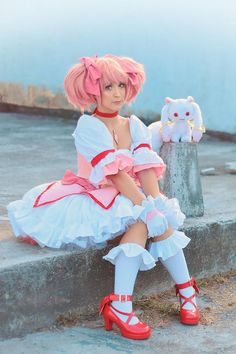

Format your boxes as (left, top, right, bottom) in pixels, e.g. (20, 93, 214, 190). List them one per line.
(0, 113, 236, 350)
(160, 143, 204, 217)
(1, 270, 236, 353)
(0, 313, 235, 354)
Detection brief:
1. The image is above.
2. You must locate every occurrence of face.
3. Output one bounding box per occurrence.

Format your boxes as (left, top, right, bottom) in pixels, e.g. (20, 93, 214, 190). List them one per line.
(97, 82, 126, 112)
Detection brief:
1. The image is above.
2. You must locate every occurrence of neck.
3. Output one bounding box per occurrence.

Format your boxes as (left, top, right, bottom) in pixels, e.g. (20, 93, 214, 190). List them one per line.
(92, 107, 119, 119)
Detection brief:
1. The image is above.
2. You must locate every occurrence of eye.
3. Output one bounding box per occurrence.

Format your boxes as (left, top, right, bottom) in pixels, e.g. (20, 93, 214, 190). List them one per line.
(105, 84, 112, 90)
(186, 112, 190, 116)
(173, 112, 178, 117)
(119, 82, 126, 88)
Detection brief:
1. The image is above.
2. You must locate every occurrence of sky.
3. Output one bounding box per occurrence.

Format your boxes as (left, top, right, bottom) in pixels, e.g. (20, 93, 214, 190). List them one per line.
(0, 0, 235, 131)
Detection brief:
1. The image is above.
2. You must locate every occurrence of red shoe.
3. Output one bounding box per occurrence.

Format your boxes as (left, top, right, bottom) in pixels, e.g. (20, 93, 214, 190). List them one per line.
(20, 236, 38, 246)
(99, 293, 151, 340)
(175, 277, 200, 325)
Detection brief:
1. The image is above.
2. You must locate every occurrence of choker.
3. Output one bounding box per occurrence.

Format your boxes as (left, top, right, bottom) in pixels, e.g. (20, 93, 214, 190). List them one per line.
(92, 107, 118, 118)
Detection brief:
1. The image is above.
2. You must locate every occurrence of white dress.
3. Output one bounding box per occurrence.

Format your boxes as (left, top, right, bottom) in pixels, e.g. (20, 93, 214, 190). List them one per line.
(7, 114, 189, 263)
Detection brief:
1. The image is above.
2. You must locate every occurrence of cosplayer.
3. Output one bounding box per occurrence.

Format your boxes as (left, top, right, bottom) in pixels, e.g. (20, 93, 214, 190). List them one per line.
(7, 54, 200, 340)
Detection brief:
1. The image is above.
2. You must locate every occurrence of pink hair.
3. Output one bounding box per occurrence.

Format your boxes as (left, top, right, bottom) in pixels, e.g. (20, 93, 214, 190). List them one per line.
(64, 54, 146, 113)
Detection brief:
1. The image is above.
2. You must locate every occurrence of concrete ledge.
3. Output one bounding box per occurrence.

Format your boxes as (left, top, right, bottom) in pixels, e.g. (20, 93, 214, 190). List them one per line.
(0, 214, 235, 339)
(0, 102, 81, 120)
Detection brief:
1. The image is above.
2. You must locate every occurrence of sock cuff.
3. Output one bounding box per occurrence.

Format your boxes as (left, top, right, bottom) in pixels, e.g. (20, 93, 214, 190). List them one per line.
(147, 230, 190, 261)
(103, 242, 156, 271)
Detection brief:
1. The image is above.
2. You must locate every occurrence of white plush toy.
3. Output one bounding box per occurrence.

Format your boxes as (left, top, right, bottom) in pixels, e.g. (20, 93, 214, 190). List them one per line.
(149, 96, 205, 153)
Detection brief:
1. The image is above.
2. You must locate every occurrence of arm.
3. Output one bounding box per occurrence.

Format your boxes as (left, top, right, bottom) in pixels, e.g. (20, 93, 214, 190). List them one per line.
(108, 170, 172, 241)
(137, 168, 160, 198)
(107, 170, 146, 206)
(137, 168, 174, 240)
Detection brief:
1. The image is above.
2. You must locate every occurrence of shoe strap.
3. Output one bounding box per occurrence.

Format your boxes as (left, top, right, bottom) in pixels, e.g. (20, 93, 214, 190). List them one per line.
(109, 303, 136, 324)
(175, 277, 200, 296)
(99, 293, 132, 315)
(177, 292, 198, 310)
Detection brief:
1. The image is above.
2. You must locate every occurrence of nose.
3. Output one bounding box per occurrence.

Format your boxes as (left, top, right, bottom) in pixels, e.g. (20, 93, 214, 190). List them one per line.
(113, 85, 121, 97)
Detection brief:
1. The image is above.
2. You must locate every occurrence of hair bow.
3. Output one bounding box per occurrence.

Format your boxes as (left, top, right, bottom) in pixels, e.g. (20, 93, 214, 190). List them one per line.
(80, 56, 101, 96)
(104, 54, 139, 86)
(122, 62, 139, 86)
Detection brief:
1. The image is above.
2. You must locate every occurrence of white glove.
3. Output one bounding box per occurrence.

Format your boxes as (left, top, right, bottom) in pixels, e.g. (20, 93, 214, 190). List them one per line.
(133, 195, 169, 237)
(153, 194, 185, 229)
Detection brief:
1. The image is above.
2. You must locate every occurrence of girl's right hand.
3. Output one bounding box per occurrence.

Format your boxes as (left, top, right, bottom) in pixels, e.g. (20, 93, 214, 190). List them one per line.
(133, 196, 169, 237)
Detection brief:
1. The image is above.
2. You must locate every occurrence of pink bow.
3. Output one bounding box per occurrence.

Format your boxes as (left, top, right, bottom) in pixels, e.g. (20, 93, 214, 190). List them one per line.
(80, 56, 101, 95)
(122, 61, 139, 85)
(61, 170, 95, 191)
(104, 54, 139, 86)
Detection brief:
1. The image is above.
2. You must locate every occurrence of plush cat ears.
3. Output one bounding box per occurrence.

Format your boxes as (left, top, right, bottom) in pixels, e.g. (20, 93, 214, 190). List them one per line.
(164, 96, 195, 104)
(164, 97, 174, 104)
(187, 96, 195, 102)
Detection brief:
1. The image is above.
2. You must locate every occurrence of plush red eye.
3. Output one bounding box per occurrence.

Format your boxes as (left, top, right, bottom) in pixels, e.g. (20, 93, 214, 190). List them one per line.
(174, 112, 178, 117)
(186, 112, 190, 116)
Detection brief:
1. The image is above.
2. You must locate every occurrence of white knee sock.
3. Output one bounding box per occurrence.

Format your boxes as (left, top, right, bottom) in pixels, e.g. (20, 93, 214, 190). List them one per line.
(111, 248, 142, 325)
(159, 250, 197, 310)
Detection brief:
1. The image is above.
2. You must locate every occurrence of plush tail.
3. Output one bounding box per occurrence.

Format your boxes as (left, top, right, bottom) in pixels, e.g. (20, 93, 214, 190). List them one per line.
(148, 121, 163, 154)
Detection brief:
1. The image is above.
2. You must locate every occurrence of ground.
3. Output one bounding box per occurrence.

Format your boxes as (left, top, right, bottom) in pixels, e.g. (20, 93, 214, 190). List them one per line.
(56, 269, 236, 331)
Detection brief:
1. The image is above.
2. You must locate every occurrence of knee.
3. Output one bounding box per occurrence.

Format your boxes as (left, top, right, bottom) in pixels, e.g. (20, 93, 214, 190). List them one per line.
(120, 221, 148, 248)
(151, 226, 174, 242)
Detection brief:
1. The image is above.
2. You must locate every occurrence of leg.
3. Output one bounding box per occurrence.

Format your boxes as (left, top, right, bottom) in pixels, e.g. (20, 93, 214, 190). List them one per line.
(109, 223, 175, 323)
(108, 221, 149, 324)
(159, 250, 197, 310)
(100, 221, 155, 339)
(147, 229, 199, 324)
(119, 220, 148, 247)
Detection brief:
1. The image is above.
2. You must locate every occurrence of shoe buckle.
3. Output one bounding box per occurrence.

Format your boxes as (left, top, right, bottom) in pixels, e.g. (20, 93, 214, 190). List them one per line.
(119, 294, 128, 302)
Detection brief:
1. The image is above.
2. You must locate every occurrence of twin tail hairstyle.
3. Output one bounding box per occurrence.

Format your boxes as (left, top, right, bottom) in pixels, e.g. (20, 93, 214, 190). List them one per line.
(64, 54, 146, 113)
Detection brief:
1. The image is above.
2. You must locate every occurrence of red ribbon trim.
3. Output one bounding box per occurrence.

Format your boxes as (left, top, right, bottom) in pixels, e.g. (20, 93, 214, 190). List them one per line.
(133, 143, 151, 152)
(91, 149, 116, 167)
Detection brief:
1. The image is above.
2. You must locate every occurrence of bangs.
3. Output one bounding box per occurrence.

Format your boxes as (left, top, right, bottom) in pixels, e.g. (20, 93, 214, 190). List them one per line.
(96, 58, 128, 90)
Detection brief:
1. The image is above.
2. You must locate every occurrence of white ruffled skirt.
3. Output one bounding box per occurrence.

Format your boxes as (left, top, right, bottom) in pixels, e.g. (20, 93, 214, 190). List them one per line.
(7, 181, 190, 263)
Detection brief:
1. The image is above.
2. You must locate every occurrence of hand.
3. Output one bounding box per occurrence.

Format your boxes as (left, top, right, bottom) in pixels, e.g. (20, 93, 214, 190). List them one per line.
(153, 194, 185, 229)
(133, 196, 169, 237)
(192, 128, 203, 142)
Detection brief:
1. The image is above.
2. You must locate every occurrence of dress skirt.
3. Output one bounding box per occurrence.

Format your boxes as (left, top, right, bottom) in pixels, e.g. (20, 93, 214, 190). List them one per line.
(7, 181, 190, 260)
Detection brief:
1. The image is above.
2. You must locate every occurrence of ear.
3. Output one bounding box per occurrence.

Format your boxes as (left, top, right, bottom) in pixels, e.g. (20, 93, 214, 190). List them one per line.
(165, 97, 174, 104)
(191, 102, 203, 128)
(187, 96, 195, 102)
(161, 104, 170, 123)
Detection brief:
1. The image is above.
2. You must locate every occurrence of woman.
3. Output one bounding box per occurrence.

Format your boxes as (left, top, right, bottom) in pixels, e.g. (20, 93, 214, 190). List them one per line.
(7, 54, 200, 340)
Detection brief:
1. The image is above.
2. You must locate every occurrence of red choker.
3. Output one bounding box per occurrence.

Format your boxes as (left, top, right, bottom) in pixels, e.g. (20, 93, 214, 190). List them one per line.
(92, 107, 118, 118)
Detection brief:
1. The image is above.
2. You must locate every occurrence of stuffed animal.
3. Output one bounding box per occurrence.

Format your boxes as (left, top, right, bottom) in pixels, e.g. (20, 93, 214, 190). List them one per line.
(149, 96, 205, 153)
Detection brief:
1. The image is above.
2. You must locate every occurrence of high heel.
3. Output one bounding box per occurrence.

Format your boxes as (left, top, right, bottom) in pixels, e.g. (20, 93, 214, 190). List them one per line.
(175, 277, 200, 325)
(99, 293, 151, 340)
(20, 236, 38, 246)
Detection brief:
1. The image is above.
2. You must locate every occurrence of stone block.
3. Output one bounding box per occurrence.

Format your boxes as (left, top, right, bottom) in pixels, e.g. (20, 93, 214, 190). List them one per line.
(159, 142, 204, 217)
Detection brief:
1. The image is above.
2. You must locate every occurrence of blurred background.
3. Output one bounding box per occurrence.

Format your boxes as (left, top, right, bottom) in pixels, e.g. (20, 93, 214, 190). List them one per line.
(0, 0, 235, 133)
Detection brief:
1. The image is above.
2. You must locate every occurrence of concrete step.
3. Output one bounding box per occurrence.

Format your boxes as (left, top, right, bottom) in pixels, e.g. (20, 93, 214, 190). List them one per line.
(0, 209, 236, 340)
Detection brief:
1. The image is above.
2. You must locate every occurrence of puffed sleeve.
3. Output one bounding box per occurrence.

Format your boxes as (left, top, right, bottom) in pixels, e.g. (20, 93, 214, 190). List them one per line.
(130, 115, 166, 180)
(72, 115, 134, 186)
